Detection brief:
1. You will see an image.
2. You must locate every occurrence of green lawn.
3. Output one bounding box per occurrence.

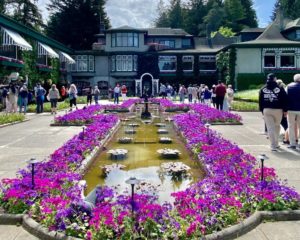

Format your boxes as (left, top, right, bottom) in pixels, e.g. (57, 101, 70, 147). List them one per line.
(27, 101, 70, 113)
(0, 113, 26, 125)
(234, 89, 259, 103)
(231, 100, 259, 111)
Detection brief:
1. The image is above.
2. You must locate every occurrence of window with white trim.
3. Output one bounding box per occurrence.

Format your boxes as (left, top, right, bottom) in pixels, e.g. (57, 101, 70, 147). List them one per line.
(182, 56, 194, 71)
(280, 50, 295, 68)
(159, 40, 175, 49)
(111, 32, 139, 47)
(264, 51, 276, 68)
(111, 55, 137, 72)
(158, 56, 177, 72)
(296, 30, 300, 40)
(199, 56, 216, 71)
(71, 55, 94, 72)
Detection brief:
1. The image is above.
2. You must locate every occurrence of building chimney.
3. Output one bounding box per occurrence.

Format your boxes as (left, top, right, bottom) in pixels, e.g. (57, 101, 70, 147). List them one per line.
(276, 3, 284, 31)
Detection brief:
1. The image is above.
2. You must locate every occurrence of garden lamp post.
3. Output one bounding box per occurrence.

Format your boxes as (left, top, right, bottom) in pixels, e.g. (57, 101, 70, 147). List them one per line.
(205, 122, 211, 144)
(27, 158, 39, 189)
(257, 154, 268, 182)
(125, 177, 141, 215)
(82, 126, 86, 138)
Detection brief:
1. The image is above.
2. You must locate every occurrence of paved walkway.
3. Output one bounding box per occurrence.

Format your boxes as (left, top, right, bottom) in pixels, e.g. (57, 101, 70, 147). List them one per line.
(0, 108, 299, 239)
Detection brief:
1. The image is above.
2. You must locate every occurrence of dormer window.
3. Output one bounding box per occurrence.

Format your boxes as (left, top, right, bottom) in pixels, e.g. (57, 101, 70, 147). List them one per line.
(111, 32, 139, 47)
(296, 30, 300, 40)
(159, 40, 175, 49)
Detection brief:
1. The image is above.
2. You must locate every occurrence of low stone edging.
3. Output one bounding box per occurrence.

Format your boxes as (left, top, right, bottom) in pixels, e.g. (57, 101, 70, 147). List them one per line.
(1, 210, 300, 240)
(204, 210, 300, 240)
(211, 122, 243, 126)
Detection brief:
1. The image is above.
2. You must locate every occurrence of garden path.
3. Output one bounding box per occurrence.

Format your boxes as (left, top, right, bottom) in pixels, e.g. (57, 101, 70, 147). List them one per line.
(0, 107, 299, 239)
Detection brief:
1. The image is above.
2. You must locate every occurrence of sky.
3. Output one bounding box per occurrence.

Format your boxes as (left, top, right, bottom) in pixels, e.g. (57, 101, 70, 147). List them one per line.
(38, 0, 277, 29)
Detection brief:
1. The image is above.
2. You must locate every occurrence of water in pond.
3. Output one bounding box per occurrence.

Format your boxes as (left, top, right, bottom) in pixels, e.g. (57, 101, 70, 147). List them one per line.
(84, 103, 205, 203)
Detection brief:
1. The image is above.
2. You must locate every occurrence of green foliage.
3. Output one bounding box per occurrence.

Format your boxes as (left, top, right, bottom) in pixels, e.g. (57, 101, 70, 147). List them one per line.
(234, 89, 259, 102)
(1, 197, 29, 214)
(276, 0, 300, 20)
(216, 48, 236, 86)
(21, 48, 40, 88)
(3, 0, 43, 30)
(0, 113, 25, 125)
(46, 0, 110, 50)
(236, 73, 265, 90)
(211, 26, 235, 37)
(231, 101, 259, 111)
(155, 0, 257, 36)
(224, 0, 245, 32)
(27, 101, 70, 113)
(50, 58, 60, 84)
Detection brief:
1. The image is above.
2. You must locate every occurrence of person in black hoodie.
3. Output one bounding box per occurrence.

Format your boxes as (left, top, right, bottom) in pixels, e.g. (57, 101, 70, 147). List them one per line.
(259, 73, 288, 151)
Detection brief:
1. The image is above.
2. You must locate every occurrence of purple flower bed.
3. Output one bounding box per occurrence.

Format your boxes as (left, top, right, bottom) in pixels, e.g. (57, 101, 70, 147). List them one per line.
(54, 99, 139, 125)
(150, 98, 241, 123)
(0, 105, 299, 239)
(54, 105, 104, 125)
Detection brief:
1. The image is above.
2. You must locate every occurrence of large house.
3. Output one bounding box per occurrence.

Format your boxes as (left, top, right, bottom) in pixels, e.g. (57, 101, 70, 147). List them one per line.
(2, 13, 300, 96)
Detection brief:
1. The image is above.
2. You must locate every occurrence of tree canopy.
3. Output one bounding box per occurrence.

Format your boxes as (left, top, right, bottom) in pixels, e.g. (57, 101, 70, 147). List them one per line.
(155, 0, 258, 36)
(46, 0, 111, 50)
(272, 0, 300, 20)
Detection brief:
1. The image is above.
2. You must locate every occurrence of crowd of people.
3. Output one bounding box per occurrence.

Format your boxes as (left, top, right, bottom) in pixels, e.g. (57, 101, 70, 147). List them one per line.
(259, 73, 300, 151)
(159, 81, 235, 111)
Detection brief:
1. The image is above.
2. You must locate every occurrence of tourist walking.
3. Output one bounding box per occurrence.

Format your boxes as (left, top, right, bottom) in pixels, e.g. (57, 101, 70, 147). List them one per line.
(1, 86, 8, 109)
(114, 84, 120, 104)
(227, 84, 234, 110)
(215, 80, 227, 110)
(203, 86, 212, 106)
(121, 84, 127, 101)
(286, 74, 300, 149)
(192, 85, 198, 103)
(7, 84, 18, 113)
(211, 84, 217, 108)
(48, 84, 60, 114)
(60, 86, 66, 100)
(178, 85, 186, 103)
(187, 84, 193, 103)
(35, 83, 46, 114)
(259, 73, 288, 151)
(19, 84, 29, 114)
(86, 87, 93, 105)
(94, 86, 100, 104)
(159, 83, 166, 99)
(69, 84, 78, 111)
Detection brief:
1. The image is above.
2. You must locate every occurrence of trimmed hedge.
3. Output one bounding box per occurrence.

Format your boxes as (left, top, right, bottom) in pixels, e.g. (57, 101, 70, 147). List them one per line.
(236, 72, 296, 90)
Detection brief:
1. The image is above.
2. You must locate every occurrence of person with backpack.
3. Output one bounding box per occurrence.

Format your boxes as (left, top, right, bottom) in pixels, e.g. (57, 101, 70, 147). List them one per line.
(259, 73, 288, 151)
(94, 86, 100, 104)
(35, 83, 46, 113)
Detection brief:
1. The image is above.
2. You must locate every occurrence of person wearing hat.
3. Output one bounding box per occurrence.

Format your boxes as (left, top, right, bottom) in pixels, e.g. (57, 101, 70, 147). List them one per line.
(259, 73, 288, 151)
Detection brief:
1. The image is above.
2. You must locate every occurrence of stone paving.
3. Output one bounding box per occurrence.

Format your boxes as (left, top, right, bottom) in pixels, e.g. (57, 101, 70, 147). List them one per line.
(0, 106, 299, 239)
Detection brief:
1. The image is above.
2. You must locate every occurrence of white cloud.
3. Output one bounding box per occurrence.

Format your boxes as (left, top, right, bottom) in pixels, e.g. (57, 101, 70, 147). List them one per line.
(105, 0, 161, 28)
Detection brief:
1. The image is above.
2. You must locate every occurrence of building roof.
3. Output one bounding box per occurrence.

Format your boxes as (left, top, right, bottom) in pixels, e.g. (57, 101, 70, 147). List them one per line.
(106, 25, 146, 33)
(240, 28, 265, 33)
(145, 28, 192, 37)
(233, 17, 300, 47)
(284, 18, 300, 31)
(0, 13, 73, 53)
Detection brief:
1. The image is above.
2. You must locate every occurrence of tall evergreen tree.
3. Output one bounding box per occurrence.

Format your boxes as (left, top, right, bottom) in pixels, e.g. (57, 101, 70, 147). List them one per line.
(224, 0, 245, 32)
(273, 0, 300, 20)
(271, 0, 281, 21)
(183, 0, 208, 35)
(0, 0, 5, 14)
(46, 0, 110, 50)
(3, 0, 43, 29)
(155, 0, 170, 27)
(240, 0, 258, 27)
(168, 0, 184, 28)
(204, 2, 225, 34)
